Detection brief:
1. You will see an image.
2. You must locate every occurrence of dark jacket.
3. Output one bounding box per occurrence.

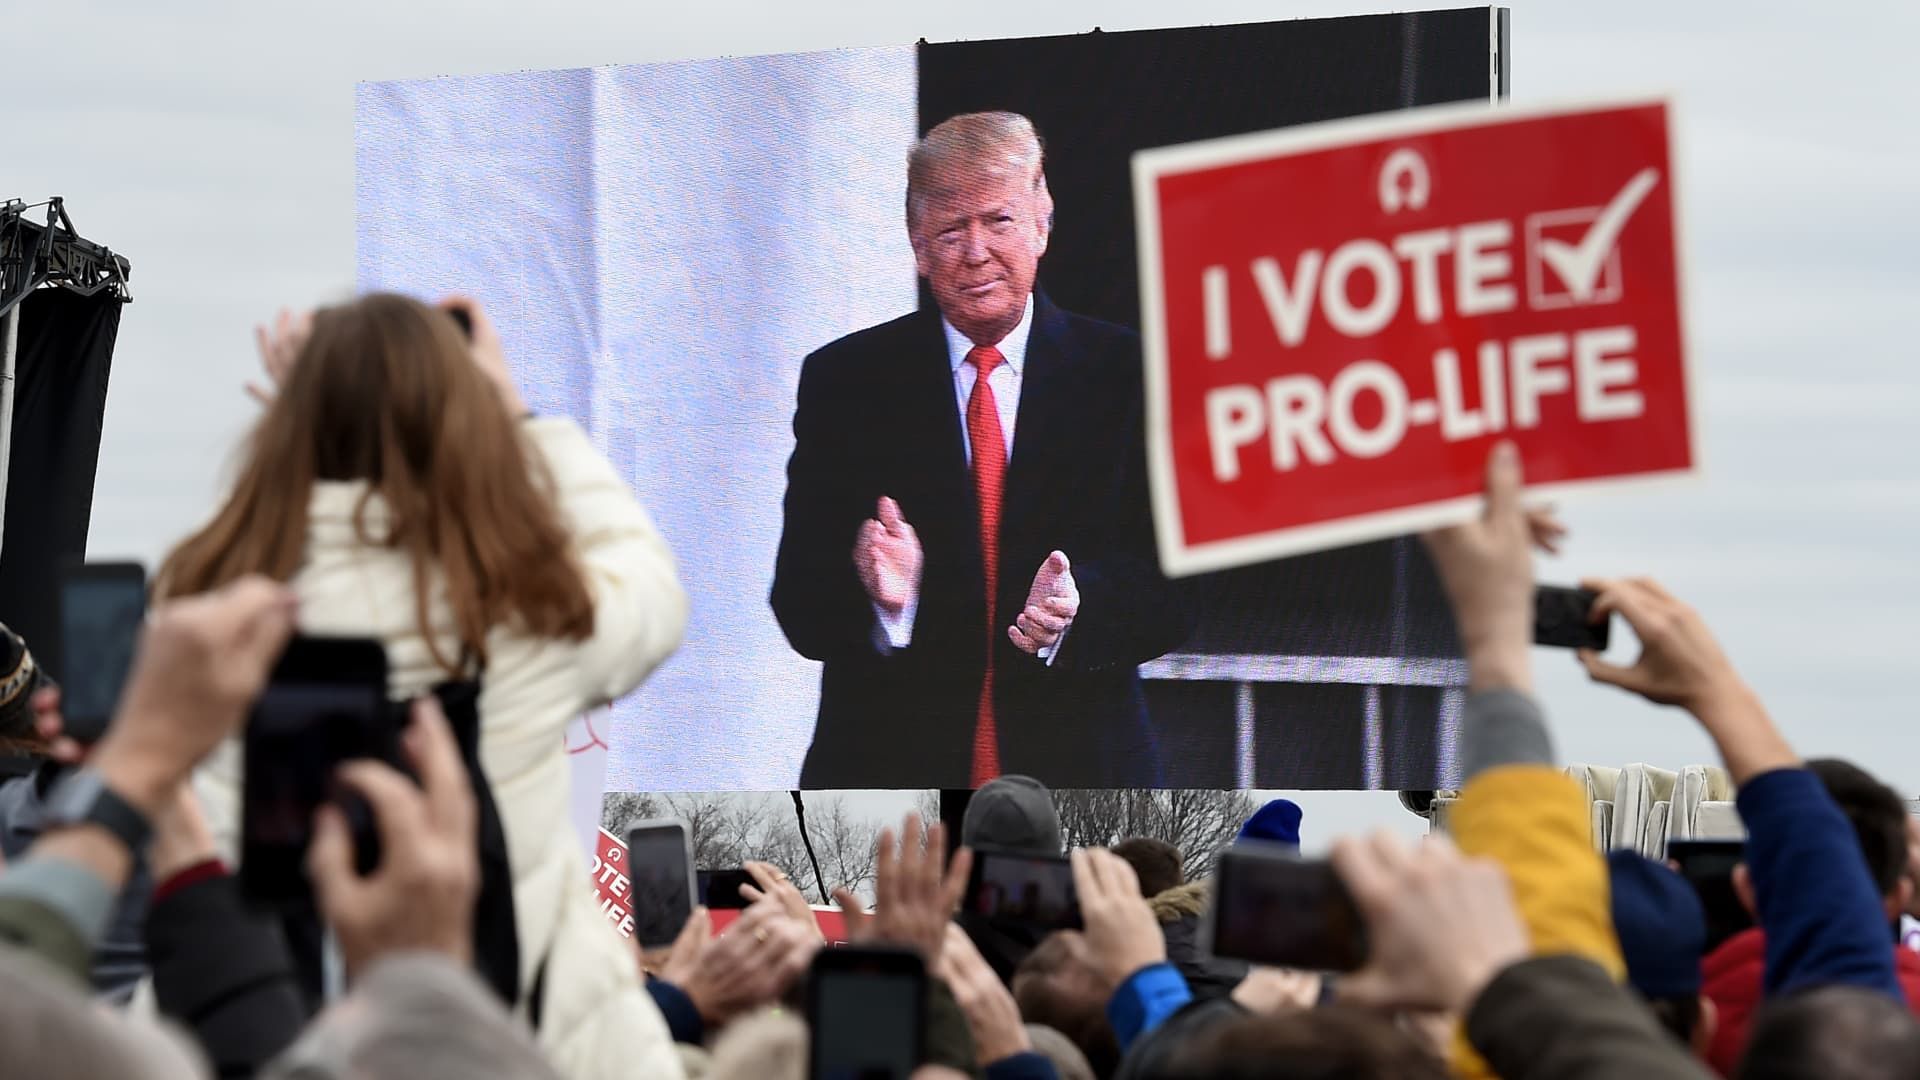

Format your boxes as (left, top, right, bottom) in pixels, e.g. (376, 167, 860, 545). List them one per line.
(1147, 882, 1245, 1001)
(1696, 766, 1906, 1074)
(1467, 955, 1714, 1080)
(145, 868, 308, 1079)
(0, 762, 150, 1000)
(771, 296, 1190, 788)
(1734, 767, 1903, 1000)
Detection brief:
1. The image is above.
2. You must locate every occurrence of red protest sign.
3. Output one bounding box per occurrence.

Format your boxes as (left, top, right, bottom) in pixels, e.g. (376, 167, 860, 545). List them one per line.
(591, 827, 636, 938)
(1133, 98, 1695, 575)
(590, 827, 851, 943)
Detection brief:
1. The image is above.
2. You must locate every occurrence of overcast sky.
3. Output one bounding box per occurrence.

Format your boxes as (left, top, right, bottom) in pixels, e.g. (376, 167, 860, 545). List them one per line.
(10, 1, 1917, 847)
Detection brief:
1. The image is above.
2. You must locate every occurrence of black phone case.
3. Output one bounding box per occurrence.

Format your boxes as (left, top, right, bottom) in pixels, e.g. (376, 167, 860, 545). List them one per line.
(1534, 585, 1610, 650)
(240, 636, 396, 907)
(55, 561, 147, 744)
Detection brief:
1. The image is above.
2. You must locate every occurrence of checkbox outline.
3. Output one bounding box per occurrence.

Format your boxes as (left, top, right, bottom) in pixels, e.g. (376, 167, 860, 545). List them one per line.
(1526, 205, 1625, 311)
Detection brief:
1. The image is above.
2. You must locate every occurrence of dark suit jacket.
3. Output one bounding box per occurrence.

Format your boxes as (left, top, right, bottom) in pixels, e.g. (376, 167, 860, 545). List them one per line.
(771, 294, 1191, 788)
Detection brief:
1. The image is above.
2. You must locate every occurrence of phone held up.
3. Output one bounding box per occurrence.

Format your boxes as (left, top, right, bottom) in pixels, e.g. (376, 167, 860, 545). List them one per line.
(1204, 842, 1368, 973)
(240, 636, 402, 908)
(1534, 584, 1611, 651)
(1665, 838, 1754, 954)
(626, 818, 698, 949)
(808, 945, 926, 1080)
(55, 560, 148, 744)
(699, 867, 756, 911)
(962, 847, 1081, 931)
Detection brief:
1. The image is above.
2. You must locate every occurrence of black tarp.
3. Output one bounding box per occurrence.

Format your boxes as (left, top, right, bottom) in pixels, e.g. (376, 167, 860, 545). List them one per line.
(0, 288, 122, 688)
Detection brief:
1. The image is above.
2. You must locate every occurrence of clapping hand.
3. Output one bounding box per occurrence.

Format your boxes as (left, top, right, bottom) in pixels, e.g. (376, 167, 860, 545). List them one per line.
(1009, 550, 1078, 656)
(854, 497, 924, 616)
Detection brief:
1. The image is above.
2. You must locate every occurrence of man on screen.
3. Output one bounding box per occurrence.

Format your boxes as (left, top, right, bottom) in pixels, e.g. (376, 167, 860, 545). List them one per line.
(772, 111, 1189, 789)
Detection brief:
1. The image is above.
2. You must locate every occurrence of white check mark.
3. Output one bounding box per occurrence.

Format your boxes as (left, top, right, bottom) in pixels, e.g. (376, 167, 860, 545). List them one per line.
(1537, 167, 1661, 301)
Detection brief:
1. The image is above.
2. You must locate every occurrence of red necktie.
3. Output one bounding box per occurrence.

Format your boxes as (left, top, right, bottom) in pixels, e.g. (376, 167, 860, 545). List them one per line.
(966, 345, 1007, 787)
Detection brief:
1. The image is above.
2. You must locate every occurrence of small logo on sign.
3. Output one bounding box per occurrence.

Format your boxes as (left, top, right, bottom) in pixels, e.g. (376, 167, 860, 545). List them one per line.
(1525, 168, 1660, 310)
(1378, 148, 1430, 214)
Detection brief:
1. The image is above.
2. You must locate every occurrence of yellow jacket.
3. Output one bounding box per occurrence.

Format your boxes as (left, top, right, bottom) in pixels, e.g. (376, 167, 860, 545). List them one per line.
(1449, 765, 1625, 1078)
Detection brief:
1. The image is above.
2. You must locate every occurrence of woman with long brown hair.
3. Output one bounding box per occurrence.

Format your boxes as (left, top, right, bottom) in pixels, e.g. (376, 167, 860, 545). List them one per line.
(164, 293, 687, 1078)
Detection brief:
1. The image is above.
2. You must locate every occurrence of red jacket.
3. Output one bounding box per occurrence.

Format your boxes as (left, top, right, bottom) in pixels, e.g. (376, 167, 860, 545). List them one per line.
(1702, 928, 1920, 1075)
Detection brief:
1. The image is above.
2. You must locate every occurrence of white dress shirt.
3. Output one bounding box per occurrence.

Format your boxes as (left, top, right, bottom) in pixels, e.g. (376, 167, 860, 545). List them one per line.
(873, 298, 1065, 662)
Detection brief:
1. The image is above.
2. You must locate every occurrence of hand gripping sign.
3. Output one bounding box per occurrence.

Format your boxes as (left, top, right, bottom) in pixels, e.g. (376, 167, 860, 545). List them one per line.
(1133, 98, 1695, 575)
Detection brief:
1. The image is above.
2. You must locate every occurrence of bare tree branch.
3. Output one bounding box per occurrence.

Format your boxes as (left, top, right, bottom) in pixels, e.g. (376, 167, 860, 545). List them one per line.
(598, 791, 900, 905)
(1048, 789, 1256, 883)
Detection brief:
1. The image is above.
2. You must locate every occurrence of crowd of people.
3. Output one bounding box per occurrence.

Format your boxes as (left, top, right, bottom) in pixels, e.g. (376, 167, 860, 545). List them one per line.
(0, 292, 1916, 1079)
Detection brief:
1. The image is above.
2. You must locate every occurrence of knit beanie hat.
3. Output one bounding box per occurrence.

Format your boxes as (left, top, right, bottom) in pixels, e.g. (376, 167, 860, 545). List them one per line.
(0, 622, 50, 743)
(1607, 849, 1707, 998)
(1238, 798, 1303, 848)
(962, 775, 1063, 855)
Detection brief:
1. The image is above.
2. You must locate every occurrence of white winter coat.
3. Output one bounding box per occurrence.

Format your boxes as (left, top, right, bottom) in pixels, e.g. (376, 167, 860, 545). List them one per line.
(195, 417, 690, 1079)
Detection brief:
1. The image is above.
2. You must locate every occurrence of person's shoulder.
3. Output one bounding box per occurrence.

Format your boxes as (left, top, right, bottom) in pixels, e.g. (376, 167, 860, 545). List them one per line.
(1045, 304, 1141, 353)
(803, 311, 932, 375)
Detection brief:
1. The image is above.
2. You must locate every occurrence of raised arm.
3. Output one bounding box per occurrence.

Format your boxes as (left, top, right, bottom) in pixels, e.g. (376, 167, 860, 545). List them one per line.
(522, 416, 689, 705)
(1579, 578, 1900, 1000)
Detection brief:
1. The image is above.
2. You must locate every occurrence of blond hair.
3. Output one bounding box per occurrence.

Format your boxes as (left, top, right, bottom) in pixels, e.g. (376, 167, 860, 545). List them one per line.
(906, 111, 1050, 230)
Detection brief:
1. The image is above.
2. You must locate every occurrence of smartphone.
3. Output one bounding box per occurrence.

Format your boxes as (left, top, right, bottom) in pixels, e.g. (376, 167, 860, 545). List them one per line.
(963, 848, 1080, 931)
(1666, 839, 1754, 954)
(699, 868, 757, 911)
(1534, 584, 1610, 651)
(626, 819, 697, 948)
(55, 561, 147, 743)
(241, 636, 398, 907)
(1205, 843, 1368, 972)
(807, 946, 926, 1080)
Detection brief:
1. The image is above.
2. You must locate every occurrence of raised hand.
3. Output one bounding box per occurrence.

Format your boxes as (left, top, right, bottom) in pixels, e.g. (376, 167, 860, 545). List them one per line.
(674, 897, 819, 1026)
(740, 859, 823, 939)
(438, 296, 527, 418)
(1575, 576, 1793, 783)
(308, 696, 480, 981)
(1576, 577, 1746, 712)
(247, 308, 312, 406)
(1069, 847, 1166, 990)
(1330, 831, 1528, 1013)
(1420, 442, 1536, 693)
(854, 497, 924, 615)
(936, 923, 1032, 1065)
(90, 575, 298, 813)
(1230, 966, 1323, 1014)
(28, 686, 87, 765)
(1009, 550, 1078, 655)
(833, 812, 971, 967)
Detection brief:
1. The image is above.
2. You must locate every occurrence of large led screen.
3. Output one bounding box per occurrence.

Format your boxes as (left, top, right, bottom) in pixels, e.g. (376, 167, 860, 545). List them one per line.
(355, 9, 1504, 791)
